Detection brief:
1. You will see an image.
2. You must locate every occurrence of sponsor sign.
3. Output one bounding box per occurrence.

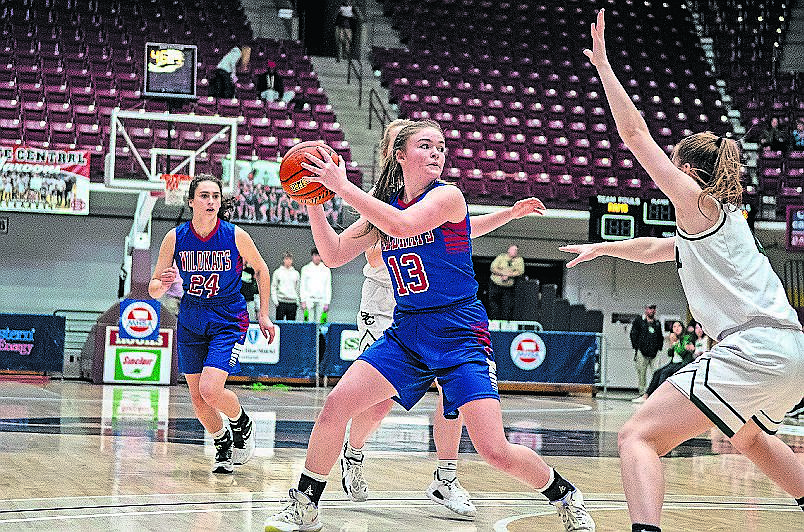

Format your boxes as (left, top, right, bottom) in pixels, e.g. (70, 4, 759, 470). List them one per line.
(0, 314, 64, 372)
(239, 323, 281, 364)
(0, 145, 91, 215)
(119, 299, 161, 341)
(339, 329, 362, 361)
(103, 327, 173, 384)
(510, 332, 547, 370)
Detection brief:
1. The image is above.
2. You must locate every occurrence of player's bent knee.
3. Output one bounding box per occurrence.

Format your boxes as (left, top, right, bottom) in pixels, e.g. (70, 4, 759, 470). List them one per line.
(198, 381, 223, 406)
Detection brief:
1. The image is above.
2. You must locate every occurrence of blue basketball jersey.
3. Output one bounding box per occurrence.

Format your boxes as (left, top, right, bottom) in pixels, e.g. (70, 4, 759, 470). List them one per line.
(381, 182, 478, 312)
(174, 219, 244, 301)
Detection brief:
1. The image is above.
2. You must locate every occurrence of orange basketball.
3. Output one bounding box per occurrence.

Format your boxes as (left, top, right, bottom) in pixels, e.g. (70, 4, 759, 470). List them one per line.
(279, 141, 339, 205)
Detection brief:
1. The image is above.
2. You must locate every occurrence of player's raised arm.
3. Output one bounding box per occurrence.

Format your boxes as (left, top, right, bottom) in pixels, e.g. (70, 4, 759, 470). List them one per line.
(559, 236, 676, 268)
(307, 206, 382, 267)
(585, 9, 706, 221)
(302, 144, 466, 239)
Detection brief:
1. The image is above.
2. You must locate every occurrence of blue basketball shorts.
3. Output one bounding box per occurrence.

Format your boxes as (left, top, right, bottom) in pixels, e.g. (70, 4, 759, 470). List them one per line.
(177, 295, 249, 375)
(358, 299, 499, 416)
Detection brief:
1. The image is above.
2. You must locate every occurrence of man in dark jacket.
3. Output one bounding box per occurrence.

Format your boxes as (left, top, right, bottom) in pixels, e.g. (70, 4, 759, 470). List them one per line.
(629, 304, 664, 395)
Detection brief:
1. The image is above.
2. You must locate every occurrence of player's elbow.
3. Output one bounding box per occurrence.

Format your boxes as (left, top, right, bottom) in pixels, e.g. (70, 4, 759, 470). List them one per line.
(618, 123, 651, 147)
(317, 249, 344, 268)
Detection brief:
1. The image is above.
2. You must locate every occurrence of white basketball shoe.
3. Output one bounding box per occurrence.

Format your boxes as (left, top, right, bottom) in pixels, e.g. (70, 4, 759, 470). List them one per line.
(425, 471, 477, 519)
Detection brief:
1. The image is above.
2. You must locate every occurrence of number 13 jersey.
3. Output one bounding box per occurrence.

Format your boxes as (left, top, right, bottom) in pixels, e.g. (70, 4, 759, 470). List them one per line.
(382, 183, 479, 312)
(174, 218, 245, 302)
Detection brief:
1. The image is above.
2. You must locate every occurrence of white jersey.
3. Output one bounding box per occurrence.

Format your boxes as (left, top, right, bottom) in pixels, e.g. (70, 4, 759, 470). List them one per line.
(675, 207, 801, 341)
(360, 261, 394, 315)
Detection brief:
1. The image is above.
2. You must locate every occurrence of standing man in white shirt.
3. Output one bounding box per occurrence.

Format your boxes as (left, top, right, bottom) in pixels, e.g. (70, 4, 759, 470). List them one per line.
(271, 251, 300, 321)
(210, 45, 251, 99)
(300, 248, 332, 323)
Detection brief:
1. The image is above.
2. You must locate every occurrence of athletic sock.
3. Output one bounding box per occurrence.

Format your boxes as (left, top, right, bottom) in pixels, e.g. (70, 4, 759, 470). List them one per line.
(796, 495, 804, 510)
(538, 468, 575, 502)
(298, 469, 327, 505)
(211, 426, 229, 441)
(632, 524, 661, 532)
(436, 459, 458, 482)
(229, 407, 248, 427)
(344, 442, 363, 461)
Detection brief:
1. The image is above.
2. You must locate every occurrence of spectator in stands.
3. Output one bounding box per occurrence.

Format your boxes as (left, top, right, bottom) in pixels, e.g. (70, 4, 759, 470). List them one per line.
(271, 251, 300, 321)
(692, 321, 710, 359)
(791, 119, 804, 150)
(633, 320, 695, 403)
(300, 248, 331, 323)
(487, 244, 524, 321)
(759, 117, 788, 152)
(240, 261, 259, 321)
(257, 60, 295, 103)
(335, 1, 359, 62)
(629, 304, 664, 396)
(209, 45, 251, 99)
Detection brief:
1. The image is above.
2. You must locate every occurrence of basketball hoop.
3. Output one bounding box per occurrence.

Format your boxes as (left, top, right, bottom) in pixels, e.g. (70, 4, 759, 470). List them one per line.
(160, 174, 193, 206)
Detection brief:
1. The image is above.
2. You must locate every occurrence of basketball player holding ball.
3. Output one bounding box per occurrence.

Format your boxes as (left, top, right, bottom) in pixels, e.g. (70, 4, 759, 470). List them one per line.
(150, 174, 276, 475)
(340, 118, 548, 519)
(264, 120, 595, 532)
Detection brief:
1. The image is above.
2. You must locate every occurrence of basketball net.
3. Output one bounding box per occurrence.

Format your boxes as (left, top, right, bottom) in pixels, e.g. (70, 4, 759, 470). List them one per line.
(160, 174, 193, 206)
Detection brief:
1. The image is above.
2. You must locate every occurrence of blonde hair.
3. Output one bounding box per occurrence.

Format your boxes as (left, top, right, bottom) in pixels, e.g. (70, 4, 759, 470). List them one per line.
(671, 131, 743, 210)
(379, 119, 415, 161)
(359, 119, 444, 238)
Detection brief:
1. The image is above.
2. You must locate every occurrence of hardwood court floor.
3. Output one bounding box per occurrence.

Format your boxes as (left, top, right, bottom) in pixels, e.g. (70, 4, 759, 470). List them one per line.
(0, 381, 801, 531)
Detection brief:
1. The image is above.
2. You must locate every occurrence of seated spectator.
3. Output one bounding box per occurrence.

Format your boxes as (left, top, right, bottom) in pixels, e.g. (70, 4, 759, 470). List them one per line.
(257, 61, 295, 103)
(791, 119, 804, 150)
(759, 117, 788, 152)
(210, 45, 251, 99)
(692, 321, 710, 360)
(632, 320, 695, 403)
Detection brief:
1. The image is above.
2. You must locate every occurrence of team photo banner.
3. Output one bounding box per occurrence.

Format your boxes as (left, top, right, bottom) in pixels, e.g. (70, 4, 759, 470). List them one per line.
(0, 145, 91, 215)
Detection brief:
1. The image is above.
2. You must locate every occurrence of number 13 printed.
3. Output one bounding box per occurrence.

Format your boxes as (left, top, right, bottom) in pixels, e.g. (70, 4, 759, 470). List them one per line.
(387, 253, 430, 296)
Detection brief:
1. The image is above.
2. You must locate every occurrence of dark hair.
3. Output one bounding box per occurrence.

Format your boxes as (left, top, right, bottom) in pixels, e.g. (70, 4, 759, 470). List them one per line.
(671, 131, 743, 212)
(187, 174, 233, 221)
(283, 251, 293, 259)
(311, 247, 319, 256)
(359, 119, 445, 239)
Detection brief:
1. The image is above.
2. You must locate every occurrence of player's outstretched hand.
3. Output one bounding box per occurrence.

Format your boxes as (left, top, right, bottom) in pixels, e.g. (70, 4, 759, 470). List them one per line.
(260, 314, 276, 343)
(510, 197, 546, 219)
(583, 9, 609, 68)
(300, 146, 348, 194)
(559, 243, 602, 268)
(159, 265, 178, 288)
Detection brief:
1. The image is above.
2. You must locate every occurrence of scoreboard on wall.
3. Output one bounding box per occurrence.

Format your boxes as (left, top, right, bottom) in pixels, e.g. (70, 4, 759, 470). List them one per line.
(588, 195, 757, 242)
(588, 195, 676, 242)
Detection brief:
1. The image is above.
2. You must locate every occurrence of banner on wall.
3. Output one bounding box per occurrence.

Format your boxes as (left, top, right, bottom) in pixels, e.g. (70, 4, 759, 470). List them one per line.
(222, 156, 347, 226)
(0, 313, 65, 372)
(0, 145, 91, 214)
(238, 321, 317, 379)
(118, 299, 161, 341)
(491, 330, 598, 384)
(103, 326, 173, 384)
(239, 323, 281, 364)
(320, 324, 598, 384)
